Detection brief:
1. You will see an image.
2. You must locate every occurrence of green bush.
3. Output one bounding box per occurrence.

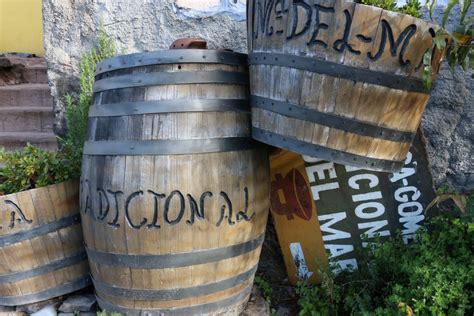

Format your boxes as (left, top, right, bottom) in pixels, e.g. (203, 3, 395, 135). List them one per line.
(0, 145, 70, 195)
(423, 1, 473, 89)
(357, 0, 422, 17)
(297, 215, 474, 315)
(358, 0, 397, 12)
(96, 311, 122, 316)
(254, 274, 274, 304)
(400, 0, 423, 18)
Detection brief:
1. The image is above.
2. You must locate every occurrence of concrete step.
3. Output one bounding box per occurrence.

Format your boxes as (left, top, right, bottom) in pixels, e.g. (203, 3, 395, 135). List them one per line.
(0, 106, 54, 133)
(0, 56, 46, 68)
(22, 66, 49, 84)
(0, 56, 48, 84)
(0, 83, 53, 108)
(0, 132, 57, 151)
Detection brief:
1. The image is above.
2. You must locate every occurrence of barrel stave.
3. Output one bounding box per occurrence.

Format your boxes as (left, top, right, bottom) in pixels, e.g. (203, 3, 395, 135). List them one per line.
(97, 282, 252, 312)
(82, 51, 269, 314)
(0, 181, 90, 305)
(250, 63, 426, 170)
(81, 152, 268, 253)
(248, 0, 442, 172)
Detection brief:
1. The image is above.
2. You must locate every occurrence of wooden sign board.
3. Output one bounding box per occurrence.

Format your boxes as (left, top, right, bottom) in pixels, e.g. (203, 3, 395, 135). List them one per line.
(270, 131, 437, 285)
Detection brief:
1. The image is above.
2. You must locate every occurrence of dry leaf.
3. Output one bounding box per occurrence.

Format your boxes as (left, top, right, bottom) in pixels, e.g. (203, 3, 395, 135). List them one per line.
(426, 194, 468, 213)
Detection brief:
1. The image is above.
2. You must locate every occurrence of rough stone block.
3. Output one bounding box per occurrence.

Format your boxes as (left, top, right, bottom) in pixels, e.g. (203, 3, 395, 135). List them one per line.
(242, 286, 270, 316)
(0, 89, 14, 107)
(16, 298, 62, 314)
(17, 88, 42, 107)
(1, 111, 42, 132)
(58, 295, 96, 313)
(41, 89, 54, 108)
(41, 111, 54, 131)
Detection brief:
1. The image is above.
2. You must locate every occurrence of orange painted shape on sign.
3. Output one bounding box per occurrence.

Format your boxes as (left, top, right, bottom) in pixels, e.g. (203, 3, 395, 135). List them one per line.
(269, 149, 328, 285)
(271, 168, 313, 221)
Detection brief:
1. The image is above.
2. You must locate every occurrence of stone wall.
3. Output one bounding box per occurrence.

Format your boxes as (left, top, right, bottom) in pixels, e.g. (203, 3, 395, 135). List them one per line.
(42, 0, 247, 135)
(420, 6, 473, 192)
(42, 0, 472, 191)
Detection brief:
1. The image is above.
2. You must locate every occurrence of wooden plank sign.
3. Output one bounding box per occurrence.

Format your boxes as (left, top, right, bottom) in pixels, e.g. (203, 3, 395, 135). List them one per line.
(270, 131, 437, 285)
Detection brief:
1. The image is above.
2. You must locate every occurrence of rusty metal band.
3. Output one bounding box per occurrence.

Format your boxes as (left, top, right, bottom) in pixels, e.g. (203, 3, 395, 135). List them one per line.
(249, 52, 428, 93)
(252, 128, 404, 173)
(0, 276, 91, 306)
(95, 50, 248, 76)
(86, 234, 264, 268)
(96, 284, 252, 316)
(93, 265, 257, 300)
(0, 251, 87, 283)
(89, 99, 250, 117)
(251, 96, 414, 143)
(93, 71, 249, 93)
(0, 214, 81, 247)
(83, 138, 257, 156)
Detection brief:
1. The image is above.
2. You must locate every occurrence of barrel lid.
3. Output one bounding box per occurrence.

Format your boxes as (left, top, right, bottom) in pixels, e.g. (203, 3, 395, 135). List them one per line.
(95, 49, 248, 76)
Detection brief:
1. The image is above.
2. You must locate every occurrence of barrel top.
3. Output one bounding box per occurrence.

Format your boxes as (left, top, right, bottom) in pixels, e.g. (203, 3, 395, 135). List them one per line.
(248, 0, 440, 82)
(0, 179, 78, 200)
(95, 49, 248, 76)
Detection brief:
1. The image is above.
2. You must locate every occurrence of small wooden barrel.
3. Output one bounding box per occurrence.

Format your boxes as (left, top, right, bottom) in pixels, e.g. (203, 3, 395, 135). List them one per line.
(247, 0, 443, 172)
(81, 49, 270, 315)
(0, 180, 90, 306)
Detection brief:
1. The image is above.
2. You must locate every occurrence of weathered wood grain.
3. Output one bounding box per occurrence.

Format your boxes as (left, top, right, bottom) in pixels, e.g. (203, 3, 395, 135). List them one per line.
(0, 180, 90, 306)
(82, 50, 270, 315)
(248, 0, 443, 173)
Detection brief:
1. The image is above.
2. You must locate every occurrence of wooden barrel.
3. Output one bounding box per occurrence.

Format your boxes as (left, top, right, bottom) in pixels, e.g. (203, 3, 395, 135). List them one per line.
(0, 180, 90, 306)
(81, 49, 270, 315)
(247, 0, 443, 173)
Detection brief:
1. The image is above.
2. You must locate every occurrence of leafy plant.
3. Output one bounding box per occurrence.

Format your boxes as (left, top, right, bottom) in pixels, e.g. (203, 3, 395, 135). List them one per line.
(401, 0, 423, 18)
(59, 22, 117, 178)
(358, 1, 472, 88)
(0, 144, 70, 195)
(254, 274, 274, 304)
(357, 0, 423, 17)
(297, 265, 340, 316)
(96, 311, 122, 316)
(423, 0, 473, 88)
(296, 215, 474, 315)
(358, 0, 397, 12)
(0, 24, 117, 195)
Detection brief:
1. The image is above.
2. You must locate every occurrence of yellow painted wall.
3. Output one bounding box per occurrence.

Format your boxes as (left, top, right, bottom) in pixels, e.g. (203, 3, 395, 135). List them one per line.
(0, 0, 44, 56)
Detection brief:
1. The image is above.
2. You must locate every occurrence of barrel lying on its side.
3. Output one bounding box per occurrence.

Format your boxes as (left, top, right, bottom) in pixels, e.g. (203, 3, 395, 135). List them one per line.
(0, 180, 90, 306)
(247, 0, 443, 172)
(81, 49, 270, 315)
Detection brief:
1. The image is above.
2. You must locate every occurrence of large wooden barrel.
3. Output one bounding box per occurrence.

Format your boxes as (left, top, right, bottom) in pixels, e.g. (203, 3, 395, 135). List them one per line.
(247, 0, 443, 172)
(81, 49, 270, 315)
(0, 180, 90, 306)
